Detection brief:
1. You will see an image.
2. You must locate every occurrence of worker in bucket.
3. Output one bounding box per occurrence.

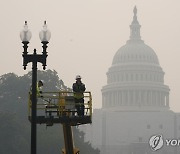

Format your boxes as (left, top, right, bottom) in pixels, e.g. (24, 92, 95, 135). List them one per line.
(72, 75, 86, 116)
(30, 80, 44, 101)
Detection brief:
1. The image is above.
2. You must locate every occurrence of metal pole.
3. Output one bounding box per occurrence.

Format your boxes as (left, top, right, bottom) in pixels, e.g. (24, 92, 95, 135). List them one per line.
(22, 40, 49, 154)
(31, 56, 37, 154)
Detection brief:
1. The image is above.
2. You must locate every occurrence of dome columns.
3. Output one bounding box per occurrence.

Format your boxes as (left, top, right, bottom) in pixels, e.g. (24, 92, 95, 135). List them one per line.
(102, 88, 170, 109)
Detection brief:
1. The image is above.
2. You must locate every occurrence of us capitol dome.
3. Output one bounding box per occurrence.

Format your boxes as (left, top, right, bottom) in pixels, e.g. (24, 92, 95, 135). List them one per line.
(102, 6, 170, 110)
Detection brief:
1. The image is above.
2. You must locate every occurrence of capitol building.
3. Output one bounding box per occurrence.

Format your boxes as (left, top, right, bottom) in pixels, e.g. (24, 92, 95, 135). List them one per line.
(102, 6, 169, 111)
(81, 7, 180, 154)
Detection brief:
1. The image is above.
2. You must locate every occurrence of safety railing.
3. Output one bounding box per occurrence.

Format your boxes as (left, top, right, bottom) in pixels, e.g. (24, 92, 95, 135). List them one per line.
(28, 91, 92, 120)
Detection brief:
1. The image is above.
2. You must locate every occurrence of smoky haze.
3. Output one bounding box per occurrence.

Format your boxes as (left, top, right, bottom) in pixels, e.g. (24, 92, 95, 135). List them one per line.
(0, 0, 180, 112)
(1, 1, 180, 154)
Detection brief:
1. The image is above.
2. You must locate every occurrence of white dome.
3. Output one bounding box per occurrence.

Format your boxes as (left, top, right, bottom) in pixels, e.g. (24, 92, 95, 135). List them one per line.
(112, 41, 159, 65)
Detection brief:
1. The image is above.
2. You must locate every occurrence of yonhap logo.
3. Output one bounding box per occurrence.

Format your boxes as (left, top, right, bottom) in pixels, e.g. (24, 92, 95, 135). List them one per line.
(149, 134, 180, 151)
(149, 135, 164, 151)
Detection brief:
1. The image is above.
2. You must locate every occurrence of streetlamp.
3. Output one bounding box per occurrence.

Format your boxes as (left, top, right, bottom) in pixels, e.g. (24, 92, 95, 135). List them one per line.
(20, 21, 51, 154)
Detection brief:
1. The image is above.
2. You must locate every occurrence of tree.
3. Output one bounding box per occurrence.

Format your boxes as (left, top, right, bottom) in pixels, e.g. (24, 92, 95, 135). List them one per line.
(0, 112, 30, 154)
(74, 128, 100, 154)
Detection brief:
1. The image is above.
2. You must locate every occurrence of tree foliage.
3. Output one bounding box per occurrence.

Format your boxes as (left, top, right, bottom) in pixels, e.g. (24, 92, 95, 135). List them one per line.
(0, 70, 100, 154)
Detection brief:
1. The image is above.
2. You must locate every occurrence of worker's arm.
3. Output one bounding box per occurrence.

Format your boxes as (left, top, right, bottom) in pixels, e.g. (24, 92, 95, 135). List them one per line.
(37, 85, 43, 97)
(80, 83, 86, 92)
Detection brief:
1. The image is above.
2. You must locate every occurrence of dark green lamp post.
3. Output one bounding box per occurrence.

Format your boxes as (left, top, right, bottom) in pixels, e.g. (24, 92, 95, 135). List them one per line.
(20, 21, 51, 154)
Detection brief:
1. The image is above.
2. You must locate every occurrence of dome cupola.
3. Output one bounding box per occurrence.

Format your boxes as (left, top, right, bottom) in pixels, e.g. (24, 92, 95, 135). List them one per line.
(112, 6, 159, 65)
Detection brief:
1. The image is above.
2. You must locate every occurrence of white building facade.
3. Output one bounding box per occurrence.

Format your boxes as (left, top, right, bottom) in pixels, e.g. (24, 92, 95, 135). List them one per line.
(81, 7, 180, 154)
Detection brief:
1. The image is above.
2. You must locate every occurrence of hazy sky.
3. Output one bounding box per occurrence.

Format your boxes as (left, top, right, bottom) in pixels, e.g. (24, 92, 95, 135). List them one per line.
(0, 0, 180, 111)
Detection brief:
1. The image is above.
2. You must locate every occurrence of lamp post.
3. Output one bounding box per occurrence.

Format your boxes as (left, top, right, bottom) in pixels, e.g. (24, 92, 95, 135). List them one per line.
(20, 21, 51, 154)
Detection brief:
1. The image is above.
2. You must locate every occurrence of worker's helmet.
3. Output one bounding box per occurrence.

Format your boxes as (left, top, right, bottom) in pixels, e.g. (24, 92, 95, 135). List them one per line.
(38, 80, 43, 86)
(75, 75, 81, 80)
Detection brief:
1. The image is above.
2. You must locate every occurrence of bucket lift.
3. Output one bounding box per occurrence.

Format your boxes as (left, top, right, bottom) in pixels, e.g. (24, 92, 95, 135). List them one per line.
(28, 91, 92, 154)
